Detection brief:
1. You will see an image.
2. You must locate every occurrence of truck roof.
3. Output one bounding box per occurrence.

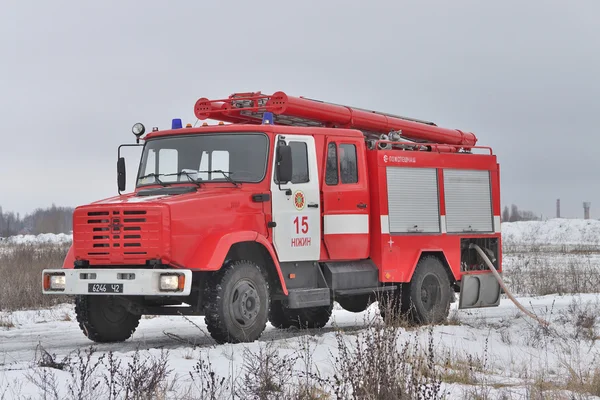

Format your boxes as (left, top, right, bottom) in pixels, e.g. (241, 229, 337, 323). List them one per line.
(143, 123, 366, 141)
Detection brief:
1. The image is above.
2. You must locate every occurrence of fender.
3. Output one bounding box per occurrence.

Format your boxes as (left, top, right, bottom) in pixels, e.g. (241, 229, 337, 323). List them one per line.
(61, 245, 75, 269)
(403, 249, 458, 282)
(187, 230, 288, 295)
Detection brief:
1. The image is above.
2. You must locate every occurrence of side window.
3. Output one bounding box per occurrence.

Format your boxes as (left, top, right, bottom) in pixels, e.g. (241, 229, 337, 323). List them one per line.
(340, 144, 358, 184)
(325, 142, 338, 185)
(289, 141, 309, 183)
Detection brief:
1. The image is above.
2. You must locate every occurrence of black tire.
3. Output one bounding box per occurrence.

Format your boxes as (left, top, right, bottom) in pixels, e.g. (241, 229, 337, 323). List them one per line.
(204, 260, 270, 344)
(337, 294, 373, 313)
(268, 300, 293, 329)
(269, 300, 332, 329)
(75, 295, 141, 343)
(405, 256, 452, 324)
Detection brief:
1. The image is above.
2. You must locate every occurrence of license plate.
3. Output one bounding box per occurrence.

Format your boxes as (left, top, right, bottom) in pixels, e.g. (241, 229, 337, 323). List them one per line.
(88, 283, 123, 293)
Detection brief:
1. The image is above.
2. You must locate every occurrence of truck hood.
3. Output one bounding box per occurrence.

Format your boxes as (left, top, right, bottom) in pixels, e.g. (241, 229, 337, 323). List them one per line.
(89, 185, 239, 206)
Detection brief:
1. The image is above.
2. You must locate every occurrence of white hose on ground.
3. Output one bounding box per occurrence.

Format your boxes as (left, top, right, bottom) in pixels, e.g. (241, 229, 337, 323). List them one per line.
(469, 243, 550, 327)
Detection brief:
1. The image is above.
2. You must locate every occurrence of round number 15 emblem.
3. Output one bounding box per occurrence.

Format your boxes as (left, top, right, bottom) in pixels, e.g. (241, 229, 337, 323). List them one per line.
(293, 190, 305, 210)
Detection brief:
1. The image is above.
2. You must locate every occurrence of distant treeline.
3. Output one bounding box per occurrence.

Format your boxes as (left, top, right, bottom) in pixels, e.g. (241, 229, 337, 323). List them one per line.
(0, 204, 74, 237)
(503, 204, 540, 222)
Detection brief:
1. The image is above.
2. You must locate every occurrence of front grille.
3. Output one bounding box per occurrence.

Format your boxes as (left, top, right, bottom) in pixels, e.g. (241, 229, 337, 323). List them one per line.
(73, 206, 164, 264)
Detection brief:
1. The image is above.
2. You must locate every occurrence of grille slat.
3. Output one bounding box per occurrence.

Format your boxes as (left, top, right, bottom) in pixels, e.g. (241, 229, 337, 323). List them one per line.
(88, 211, 109, 216)
(123, 218, 146, 223)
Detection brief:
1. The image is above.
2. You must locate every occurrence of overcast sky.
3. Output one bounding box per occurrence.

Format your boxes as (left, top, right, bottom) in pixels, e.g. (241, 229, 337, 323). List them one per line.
(1, 0, 599, 219)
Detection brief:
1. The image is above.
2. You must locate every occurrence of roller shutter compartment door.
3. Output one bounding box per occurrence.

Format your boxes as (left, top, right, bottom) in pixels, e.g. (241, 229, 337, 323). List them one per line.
(444, 169, 493, 233)
(386, 167, 440, 234)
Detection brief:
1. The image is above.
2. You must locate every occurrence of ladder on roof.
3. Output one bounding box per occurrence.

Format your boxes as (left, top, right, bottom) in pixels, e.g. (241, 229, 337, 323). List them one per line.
(193, 91, 477, 150)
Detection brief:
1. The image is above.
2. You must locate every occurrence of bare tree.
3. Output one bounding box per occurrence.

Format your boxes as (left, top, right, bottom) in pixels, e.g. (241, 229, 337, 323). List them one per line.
(502, 206, 510, 222)
(0, 204, 74, 237)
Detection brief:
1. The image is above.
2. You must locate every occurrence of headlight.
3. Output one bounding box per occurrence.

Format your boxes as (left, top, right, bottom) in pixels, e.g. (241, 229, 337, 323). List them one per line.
(132, 122, 146, 136)
(159, 274, 184, 292)
(44, 273, 66, 291)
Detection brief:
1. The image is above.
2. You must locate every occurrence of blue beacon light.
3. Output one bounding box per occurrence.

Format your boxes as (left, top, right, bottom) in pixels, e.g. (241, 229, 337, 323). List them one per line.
(262, 112, 274, 125)
(172, 118, 183, 129)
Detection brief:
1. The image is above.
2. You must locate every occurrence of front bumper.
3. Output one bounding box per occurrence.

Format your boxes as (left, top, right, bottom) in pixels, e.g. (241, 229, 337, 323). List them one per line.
(42, 268, 193, 296)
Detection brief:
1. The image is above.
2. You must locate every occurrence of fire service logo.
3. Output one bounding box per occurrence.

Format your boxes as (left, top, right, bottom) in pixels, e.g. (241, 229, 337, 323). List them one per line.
(383, 154, 416, 163)
(293, 190, 305, 210)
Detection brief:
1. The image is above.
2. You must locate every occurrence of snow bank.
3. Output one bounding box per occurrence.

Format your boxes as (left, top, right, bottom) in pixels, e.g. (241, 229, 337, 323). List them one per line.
(502, 218, 600, 248)
(0, 233, 73, 245)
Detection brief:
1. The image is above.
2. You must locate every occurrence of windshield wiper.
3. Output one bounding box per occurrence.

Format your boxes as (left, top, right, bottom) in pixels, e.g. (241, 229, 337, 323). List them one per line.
(137, 173, 168, 187)
(198, 170, 240, 187)
(163, 171, 202, 187)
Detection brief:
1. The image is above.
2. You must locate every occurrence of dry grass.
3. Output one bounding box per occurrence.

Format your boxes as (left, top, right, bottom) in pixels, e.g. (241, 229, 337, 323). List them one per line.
(0, 243, 70, 311)
(0, 315, 15, 329)
(503, 252, 600, 296)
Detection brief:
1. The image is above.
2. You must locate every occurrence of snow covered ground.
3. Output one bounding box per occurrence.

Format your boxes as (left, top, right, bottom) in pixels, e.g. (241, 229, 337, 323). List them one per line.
(0, 233, 72, 245)
(503, 218, 600, 252)
(1, 219, 599, 399)
(1, 295, 599, 399)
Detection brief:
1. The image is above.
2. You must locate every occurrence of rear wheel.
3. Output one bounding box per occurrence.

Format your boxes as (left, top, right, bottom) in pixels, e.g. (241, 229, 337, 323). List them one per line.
(204, 260, 270, 344)
(405, 256, 452, 324)
(337, 294, 373, 313)
(269, 301, 332, 329)
(75, 295, 141, 343)
(268, 300, 293, 329)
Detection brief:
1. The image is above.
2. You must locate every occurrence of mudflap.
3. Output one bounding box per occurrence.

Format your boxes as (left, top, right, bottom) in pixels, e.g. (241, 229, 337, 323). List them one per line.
(458, 272, 502, 309)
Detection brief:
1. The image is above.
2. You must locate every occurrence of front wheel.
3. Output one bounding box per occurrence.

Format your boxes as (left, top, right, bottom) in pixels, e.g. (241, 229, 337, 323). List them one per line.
(204, 260, 270, 344)
(75, 295, 141, 343)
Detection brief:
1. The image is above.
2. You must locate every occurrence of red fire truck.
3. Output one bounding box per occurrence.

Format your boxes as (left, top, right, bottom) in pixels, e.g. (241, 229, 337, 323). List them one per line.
(42, 91, 502, 344)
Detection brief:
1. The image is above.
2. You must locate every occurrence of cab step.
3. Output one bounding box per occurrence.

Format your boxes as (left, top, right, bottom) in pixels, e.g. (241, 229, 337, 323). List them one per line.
(286, 288, 330, 309)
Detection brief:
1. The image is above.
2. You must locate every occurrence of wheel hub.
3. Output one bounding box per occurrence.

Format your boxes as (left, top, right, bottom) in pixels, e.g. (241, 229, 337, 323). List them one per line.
(100, 297, 129, 324)
(231, 280, 261, 326)
(420, 275, 441, 312)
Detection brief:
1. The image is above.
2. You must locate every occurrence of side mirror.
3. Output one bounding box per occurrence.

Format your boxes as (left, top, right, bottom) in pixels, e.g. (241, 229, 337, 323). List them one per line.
(117, 157, 126, 193)
(276, 144, 293, 184)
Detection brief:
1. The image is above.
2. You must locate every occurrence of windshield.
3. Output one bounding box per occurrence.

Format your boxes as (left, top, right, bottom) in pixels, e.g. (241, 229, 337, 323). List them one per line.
(137, 133, 269, 187)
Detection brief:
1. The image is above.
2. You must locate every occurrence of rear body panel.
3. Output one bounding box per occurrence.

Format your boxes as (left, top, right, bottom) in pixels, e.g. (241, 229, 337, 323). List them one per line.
(367, 147, 502, 284)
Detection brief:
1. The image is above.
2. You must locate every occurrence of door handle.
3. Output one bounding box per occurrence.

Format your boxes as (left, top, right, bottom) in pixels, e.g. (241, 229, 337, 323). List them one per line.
(357, 203, 367, 209)
(307, 203, 319, 208)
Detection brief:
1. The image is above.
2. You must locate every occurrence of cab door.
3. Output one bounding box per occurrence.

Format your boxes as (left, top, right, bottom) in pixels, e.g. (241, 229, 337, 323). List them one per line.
(321, 138, 370, 259)
(270, 134, 321, 262)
